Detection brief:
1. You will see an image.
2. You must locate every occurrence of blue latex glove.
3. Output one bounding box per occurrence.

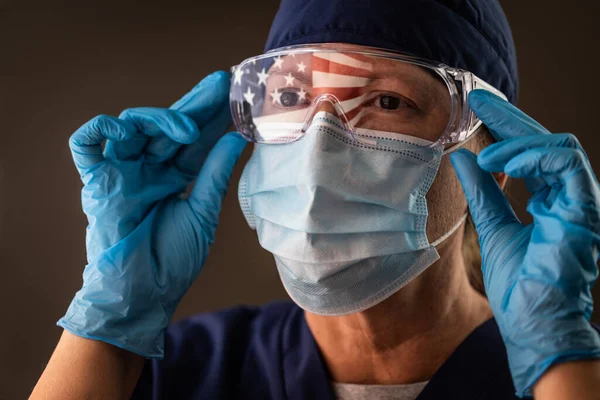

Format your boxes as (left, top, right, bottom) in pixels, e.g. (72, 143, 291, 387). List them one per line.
(450, 89, 600, 397)
(58, 71, 247, 358)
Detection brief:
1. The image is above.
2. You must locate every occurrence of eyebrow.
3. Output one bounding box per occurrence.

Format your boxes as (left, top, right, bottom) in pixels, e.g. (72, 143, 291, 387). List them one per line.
(367, 74, 434, 95)
(369, 68, 436, 85)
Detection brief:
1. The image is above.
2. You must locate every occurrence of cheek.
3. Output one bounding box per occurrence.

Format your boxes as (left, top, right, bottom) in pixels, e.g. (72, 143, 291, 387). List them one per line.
(424, 156, 468, 242)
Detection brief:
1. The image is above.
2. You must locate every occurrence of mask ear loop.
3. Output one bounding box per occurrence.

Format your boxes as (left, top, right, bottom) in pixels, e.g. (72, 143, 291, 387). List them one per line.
(431, 213, 468, 247)
(435, 123, 481, 245)
(435, 119, 484, 245)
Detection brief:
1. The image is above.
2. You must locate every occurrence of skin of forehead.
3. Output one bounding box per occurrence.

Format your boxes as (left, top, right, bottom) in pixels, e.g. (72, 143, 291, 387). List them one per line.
(273, 44, 445, 86)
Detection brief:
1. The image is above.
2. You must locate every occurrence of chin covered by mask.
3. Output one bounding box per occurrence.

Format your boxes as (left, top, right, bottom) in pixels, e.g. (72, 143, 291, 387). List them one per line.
(238, 112, 465, 315)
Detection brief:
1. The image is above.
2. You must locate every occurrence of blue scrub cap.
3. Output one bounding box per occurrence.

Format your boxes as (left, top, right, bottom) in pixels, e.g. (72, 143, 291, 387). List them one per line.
(265, 0, 519, 104)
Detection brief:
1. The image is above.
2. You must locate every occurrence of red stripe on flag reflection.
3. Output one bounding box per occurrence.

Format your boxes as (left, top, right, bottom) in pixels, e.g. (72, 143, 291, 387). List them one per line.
(310, 53, 373, 124)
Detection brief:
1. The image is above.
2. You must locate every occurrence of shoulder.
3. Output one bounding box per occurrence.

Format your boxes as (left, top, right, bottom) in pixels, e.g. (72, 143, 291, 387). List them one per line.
(163, 301, 300, 362)
(164, 301, 299, 349)
(132, 301, 301, 399)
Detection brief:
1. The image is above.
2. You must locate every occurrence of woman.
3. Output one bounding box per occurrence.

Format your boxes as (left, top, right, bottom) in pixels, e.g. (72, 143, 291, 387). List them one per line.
(31, 0, 600, 399)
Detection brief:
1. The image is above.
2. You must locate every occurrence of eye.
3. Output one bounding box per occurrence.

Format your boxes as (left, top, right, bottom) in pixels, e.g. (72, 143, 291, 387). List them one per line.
(378, 95, 401, 110)
(280, 91, 299, 107)
(368, 92, 419, 112)
(274, 88, 310, 108)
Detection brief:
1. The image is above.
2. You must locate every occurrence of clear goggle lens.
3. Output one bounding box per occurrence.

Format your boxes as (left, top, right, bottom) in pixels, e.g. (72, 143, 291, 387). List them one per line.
(230, 46, 506, 147)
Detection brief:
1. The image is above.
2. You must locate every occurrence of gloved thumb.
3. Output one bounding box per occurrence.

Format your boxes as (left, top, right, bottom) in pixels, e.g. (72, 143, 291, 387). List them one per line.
(187, 132, 247, 233)
(450, 148, 521, 249)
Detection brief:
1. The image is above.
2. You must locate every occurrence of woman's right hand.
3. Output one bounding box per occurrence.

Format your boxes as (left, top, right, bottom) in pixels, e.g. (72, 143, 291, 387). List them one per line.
(58, 71, 247, 358)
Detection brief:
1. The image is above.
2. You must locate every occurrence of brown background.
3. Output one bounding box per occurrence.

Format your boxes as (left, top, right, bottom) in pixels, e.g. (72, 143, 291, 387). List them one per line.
(1, 1, 599, 398)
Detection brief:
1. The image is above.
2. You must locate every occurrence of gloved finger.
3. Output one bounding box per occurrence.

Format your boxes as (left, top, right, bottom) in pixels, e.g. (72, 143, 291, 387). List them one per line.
(450, 148, 521, 247)
(504, 147, 600, 206)
(476, 134, 585, 197)
(468, 89, 551, 141)
(170, 70, 230, 129)
(187, 132, 247, 234)
(477, 133, 584, 173)
(119, 107, 200, 163)
(173, 101, 233, 175)
(69, 114, 140, 173)
(104, 135, 148, 161)
(143, 135, 183, 164)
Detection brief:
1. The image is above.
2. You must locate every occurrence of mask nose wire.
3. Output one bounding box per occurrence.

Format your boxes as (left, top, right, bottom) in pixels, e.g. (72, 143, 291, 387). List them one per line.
(300, 93, 356, 137)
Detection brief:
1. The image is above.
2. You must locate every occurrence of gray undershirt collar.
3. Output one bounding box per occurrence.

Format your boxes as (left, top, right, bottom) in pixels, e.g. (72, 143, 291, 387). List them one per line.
(333, 381, 429, 400)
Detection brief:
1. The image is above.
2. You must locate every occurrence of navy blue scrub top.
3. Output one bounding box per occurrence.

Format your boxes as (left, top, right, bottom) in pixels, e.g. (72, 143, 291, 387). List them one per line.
(132, 301, 600, 399)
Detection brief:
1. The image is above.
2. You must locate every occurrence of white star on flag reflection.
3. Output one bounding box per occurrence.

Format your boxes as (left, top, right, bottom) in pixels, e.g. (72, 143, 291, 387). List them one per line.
(257, 68, 269, 86)
(243, 87, 256, 106)
(298, 87, 307, 102)
(270, 88, 282, 105)
(273, 56, 284, 69)
(234, 67, 245, 85)
(284, 73, 295, 86)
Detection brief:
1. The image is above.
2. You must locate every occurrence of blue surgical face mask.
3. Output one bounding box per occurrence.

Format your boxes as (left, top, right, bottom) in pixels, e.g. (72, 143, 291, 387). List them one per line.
(238, 112, 465, 316)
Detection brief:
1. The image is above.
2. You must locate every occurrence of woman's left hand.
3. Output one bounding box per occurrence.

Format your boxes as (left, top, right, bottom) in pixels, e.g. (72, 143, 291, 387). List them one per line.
(450, 89, 600, 397)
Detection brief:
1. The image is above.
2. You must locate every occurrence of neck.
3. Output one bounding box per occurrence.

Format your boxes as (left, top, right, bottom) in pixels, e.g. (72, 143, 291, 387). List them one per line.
(304, 235, 492, 385)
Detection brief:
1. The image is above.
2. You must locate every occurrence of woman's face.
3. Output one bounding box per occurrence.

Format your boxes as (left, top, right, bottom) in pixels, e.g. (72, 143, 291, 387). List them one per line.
(257, 43, 470, 242)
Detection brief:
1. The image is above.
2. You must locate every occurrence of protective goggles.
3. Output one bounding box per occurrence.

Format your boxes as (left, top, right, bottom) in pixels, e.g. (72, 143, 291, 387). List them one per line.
(230, 43, 507, 148)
